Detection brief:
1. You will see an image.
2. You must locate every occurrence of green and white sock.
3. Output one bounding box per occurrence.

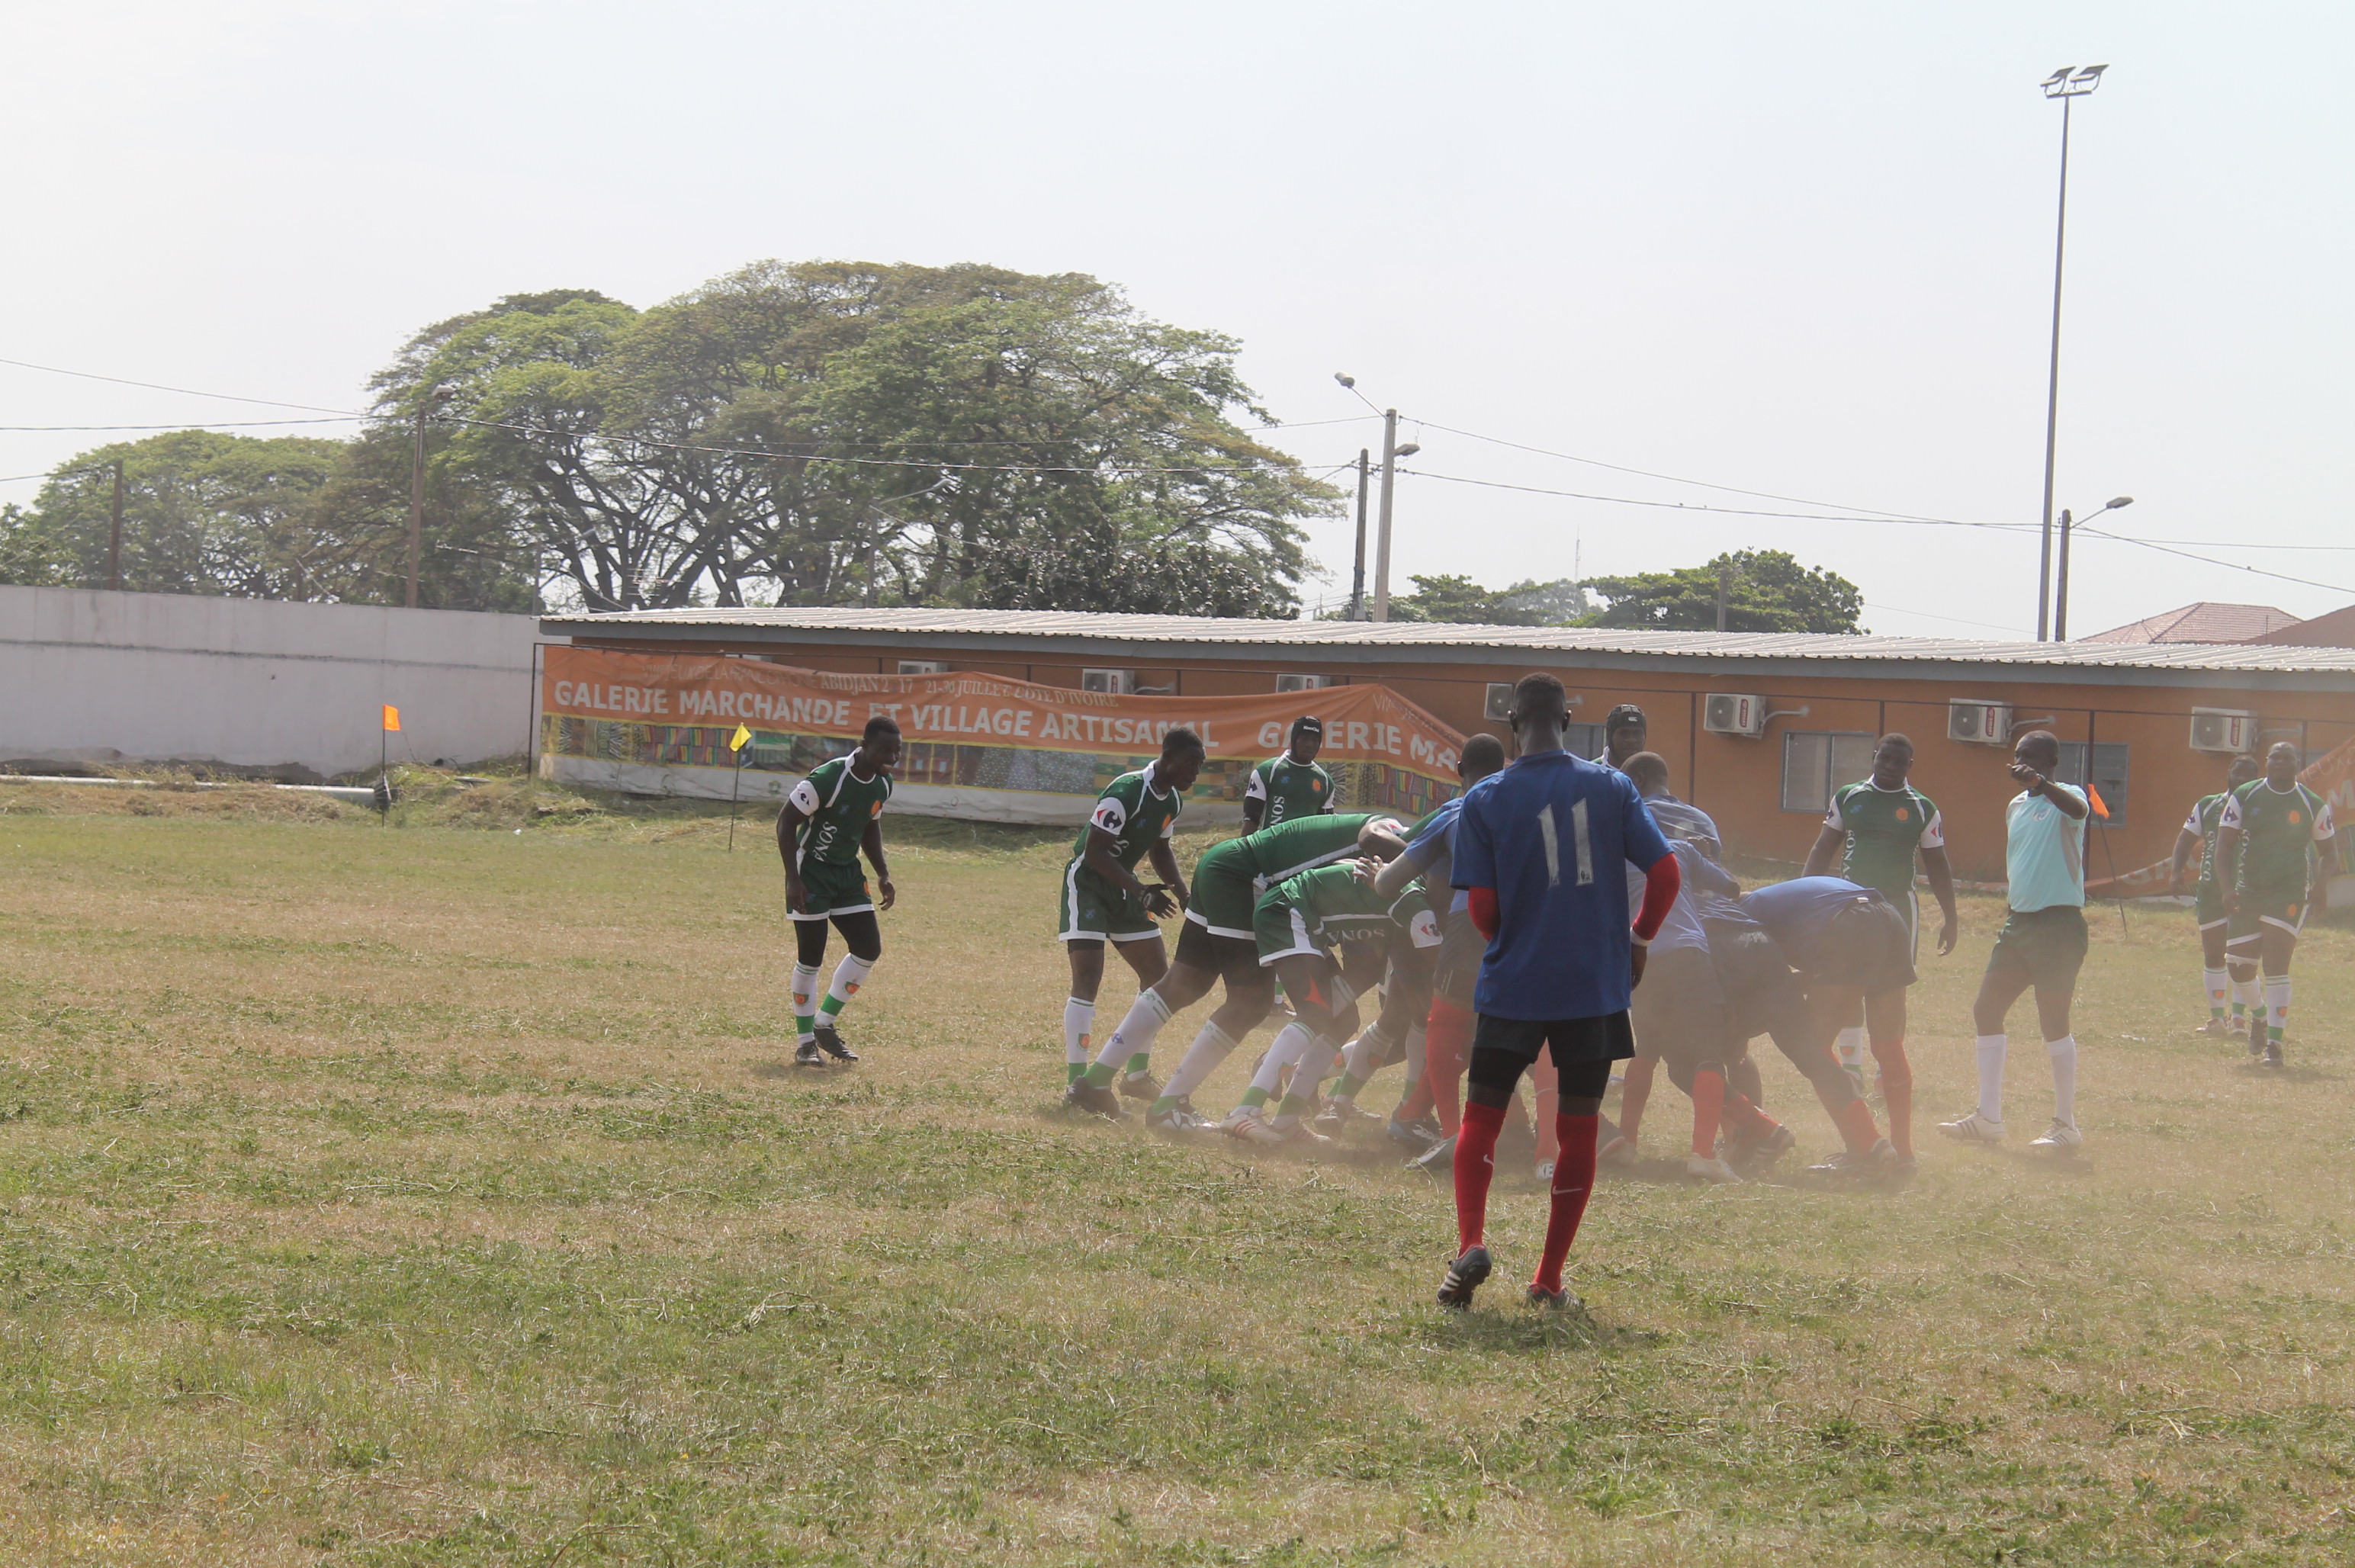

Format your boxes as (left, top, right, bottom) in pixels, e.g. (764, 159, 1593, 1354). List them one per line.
(1063, 998, 1095, 1084)
(1084, 990, 1171, 1088)
(792, 963, 822, 1046)
(2267, 974, 2291, 1043)
(820, 954, 873, 1030)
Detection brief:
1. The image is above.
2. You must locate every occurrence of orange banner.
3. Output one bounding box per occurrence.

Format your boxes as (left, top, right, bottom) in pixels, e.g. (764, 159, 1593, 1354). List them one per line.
(537, 645, 1467, 824)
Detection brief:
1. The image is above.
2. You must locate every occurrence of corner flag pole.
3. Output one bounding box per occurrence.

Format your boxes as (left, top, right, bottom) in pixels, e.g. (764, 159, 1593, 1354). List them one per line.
(378, 705, 401, 817)
(2087, 783, 2128, 937)
(726, 724, 753, 852)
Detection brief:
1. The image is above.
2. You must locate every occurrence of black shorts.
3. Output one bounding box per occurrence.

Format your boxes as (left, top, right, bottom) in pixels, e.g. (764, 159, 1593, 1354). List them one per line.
(1631, 946, 1736, 1068)
(1431, 909, 1484, 1007)
(1473, 1010, 1637, 1067)
(1985, 904, 2089, 991)
(1174, 917, 1271, 992)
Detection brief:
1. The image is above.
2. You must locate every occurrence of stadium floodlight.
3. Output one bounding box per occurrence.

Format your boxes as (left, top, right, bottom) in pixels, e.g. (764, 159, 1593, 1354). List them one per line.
(2032, 60, 2113, 639)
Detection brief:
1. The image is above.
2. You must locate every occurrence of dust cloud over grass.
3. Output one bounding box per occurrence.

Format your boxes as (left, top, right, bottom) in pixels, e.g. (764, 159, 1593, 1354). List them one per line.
(0, 796, 2351, 1564)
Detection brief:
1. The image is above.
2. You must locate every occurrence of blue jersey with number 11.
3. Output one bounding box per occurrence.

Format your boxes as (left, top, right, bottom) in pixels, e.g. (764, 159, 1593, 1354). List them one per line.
(1453, 750, 1672, 1020)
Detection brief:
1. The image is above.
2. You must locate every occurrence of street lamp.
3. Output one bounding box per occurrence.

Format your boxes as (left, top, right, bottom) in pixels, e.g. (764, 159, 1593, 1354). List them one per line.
(1333, 374, 1422, 621)
(2053, 493, 2132, 641)
(2034, 63, 2109, 641)
(406, 386, 455, 609)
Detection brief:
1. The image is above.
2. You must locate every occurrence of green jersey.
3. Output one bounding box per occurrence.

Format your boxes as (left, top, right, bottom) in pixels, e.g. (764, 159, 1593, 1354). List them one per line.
(1070, 762, 1185, 876)
(787, 755, 892, 867)
(2221, 779, 2334, 893)
(1255, 862, 1441, 962)
(1245, 750, 1335, 824)
(1236, 811, 1386, 882)
(1823, 779, 1943, 900)
(2180, 792, 2230, 890)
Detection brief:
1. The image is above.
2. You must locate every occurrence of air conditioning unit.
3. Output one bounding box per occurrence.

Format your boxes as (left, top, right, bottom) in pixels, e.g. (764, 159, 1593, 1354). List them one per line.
(1081, 668, 1136, 695)
(897, 660, 946, 676)
(1484, 683, 1513, 721)
(2189, 708, 2257, 754)
(1701, 692, 1768, 738)
(1275, 673, 1332, 693)
(1948, 700, 2013, 746)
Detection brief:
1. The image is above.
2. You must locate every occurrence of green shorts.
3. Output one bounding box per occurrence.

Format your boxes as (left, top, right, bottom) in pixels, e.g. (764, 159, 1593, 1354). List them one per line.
(1985, 904, 2089, 991)
(793, 856, 873, 921)
(1059, 860, 1162, 944)
(2195, 885, 2228, 932)
(1253, 896, 1325, 966)
(2228, 884, 2308, 946)
(1187, 839, 1259, 939)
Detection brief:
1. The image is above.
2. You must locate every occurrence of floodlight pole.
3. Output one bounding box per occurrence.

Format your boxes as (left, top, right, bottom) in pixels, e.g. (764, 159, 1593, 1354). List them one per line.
(2036, 66, 2106, 641)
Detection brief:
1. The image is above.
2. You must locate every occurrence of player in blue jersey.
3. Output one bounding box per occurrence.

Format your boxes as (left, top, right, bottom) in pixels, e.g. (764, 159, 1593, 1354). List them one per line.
(1435, 673, 1680, 1312)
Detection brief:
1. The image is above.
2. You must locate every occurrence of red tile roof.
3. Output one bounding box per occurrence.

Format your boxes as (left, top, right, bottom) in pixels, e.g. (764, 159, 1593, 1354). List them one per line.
(2254, 603, 2355, 647)
(2080, 602, 2303, 644)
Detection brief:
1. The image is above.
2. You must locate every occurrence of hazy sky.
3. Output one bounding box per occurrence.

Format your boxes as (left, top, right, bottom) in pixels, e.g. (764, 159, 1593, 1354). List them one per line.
(4, 2, 2348, 638)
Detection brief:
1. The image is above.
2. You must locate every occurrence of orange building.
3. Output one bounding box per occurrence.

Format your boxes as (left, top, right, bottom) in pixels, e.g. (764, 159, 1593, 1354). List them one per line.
(541, 608, 2355, 884)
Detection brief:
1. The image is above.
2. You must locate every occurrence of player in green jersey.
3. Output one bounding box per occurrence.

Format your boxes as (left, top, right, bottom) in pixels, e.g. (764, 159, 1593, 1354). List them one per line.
(1059, 728, 1206, 1112)
(2216, 742, 2341, 1068)
(1075, 811, 1410, 1127)
(1801, 734, 1959, 1163)
(2170, 754, 2262, 1039)
(1241, 716, 1335, 829)
(776, 716, 901, 1067)
(1218, 860, 1441, 1146)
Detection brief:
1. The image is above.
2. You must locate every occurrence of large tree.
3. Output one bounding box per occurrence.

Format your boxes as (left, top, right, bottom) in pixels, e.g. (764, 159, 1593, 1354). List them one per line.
(375, 263, 1336, 613)
(1586, 549, 1864, 634)
(1380, 574, 1591, 625)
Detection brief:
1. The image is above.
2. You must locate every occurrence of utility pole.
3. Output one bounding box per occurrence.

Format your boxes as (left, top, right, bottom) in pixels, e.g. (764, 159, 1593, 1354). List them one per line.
(2035, 65, 2107, 640)
(1348, 449, 1370, 621)
(1372, 410, 1399, 622)
(108, 459, 125, 592)
(2053, 508, 2076, 640)
(1716, 561, 1732, 632)
(406, 387, 453, 609)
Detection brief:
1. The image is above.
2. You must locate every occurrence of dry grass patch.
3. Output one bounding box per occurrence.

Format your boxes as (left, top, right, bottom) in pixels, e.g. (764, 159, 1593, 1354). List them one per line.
(0, 808, 2350, 1565)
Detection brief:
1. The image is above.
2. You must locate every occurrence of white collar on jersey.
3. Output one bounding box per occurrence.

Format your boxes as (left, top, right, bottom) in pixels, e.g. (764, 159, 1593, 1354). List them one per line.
(1142, 760, 1170, 798)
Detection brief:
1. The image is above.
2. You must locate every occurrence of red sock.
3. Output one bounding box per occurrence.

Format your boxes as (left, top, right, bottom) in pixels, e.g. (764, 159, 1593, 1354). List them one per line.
(1534, 1112, 1600, 1293)
(1722, 1094, 1777, 1139)
(1871, 1036, 1913, 1158)
(1425, 1000, 1473, 1135)
(1394, 1075, 1436, 1123)
(1689, 1068, 1724, 1158)
(1831, 1095, 1881, 1154)
(1453, 1100, 1506, 1254)
(1617, 1055, 1656, 1144)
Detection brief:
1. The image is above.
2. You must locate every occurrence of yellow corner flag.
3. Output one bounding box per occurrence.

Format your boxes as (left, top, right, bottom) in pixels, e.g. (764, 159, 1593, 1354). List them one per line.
(728, 723, 753, 753)
(381, 705, 401, 733)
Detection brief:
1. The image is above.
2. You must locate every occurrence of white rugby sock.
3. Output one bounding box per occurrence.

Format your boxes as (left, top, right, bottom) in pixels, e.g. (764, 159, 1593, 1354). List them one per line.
(792, 964, 823, 1045)
(1062, 998, 1096, 1074)
(1974, 1034, 2007, 1126)
(1835, 1025, 1868, 1074)
(1400, 1022, 1428, 1090)
(2045, 1034, 2077, 1125)
(1289, 1034, 1342, 1104)
(1339, 1017, 1399, 1084)
(1251, 1022, 1318, 1097)
(1162, 1020, 1239, 1101)
(1097, 987, 1171, 1072)
(821, 954, 873, 1021)
(2202, 967, 2228, 1017)
(2266, 974, 2292, 1039)
(2233, 972, 2263, 1017)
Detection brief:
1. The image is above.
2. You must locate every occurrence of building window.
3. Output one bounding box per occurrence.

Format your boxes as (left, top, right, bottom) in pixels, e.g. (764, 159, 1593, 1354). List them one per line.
(898, 660, 946, 676)
(1275, 673, 1332, 692)
(1782, 731, 1878, 813)
(1081, 668, 1136, 695)
(2055, 741, 2130, 824)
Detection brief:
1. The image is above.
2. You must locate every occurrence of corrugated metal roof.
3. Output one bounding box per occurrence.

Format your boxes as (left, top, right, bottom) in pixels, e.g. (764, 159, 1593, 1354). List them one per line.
(541, 606, 2355, 677)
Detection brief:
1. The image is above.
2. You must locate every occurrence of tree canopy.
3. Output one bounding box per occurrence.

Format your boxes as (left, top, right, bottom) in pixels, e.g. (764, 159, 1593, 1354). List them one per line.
(2, 262, 1337, 615)
(1384, 575, 1592, 625)
(1583, 549, 1865, 634)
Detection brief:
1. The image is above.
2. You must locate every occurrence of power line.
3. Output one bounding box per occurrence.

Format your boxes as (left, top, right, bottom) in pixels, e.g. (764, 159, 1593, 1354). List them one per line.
(0, 355, 362, 416)
(0, 418, 362, 432)
(1394, 465, 2036, 532)
(2071, 525, 2355, 598)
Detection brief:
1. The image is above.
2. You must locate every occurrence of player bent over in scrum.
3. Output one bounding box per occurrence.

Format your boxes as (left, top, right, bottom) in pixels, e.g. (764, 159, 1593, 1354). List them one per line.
(1059, 729, 1205, 1117)
(1221, 860, 1440, 1147)
(776, 717, 901, 1067)
(1084, 812, 1409, 1132)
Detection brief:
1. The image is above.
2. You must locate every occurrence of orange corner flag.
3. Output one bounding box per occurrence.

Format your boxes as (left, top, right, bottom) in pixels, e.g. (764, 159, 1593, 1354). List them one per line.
(382, 705, 401, 733)
(728, 723, 753, 753)
(2086, 782, 2110, 820)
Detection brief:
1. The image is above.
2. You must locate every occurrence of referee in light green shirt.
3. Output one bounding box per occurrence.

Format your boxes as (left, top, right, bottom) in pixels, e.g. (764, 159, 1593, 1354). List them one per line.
(1939, 728, 2090, 1155)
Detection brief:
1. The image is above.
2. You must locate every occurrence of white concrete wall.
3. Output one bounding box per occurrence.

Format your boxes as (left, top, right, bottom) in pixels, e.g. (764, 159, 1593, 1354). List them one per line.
(0, 586, 541, 779)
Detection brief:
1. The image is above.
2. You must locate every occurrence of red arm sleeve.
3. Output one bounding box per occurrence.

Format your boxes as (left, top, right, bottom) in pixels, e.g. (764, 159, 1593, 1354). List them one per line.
(1632, 853, 1681, 943)
(1468, 886, 1499, 940)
